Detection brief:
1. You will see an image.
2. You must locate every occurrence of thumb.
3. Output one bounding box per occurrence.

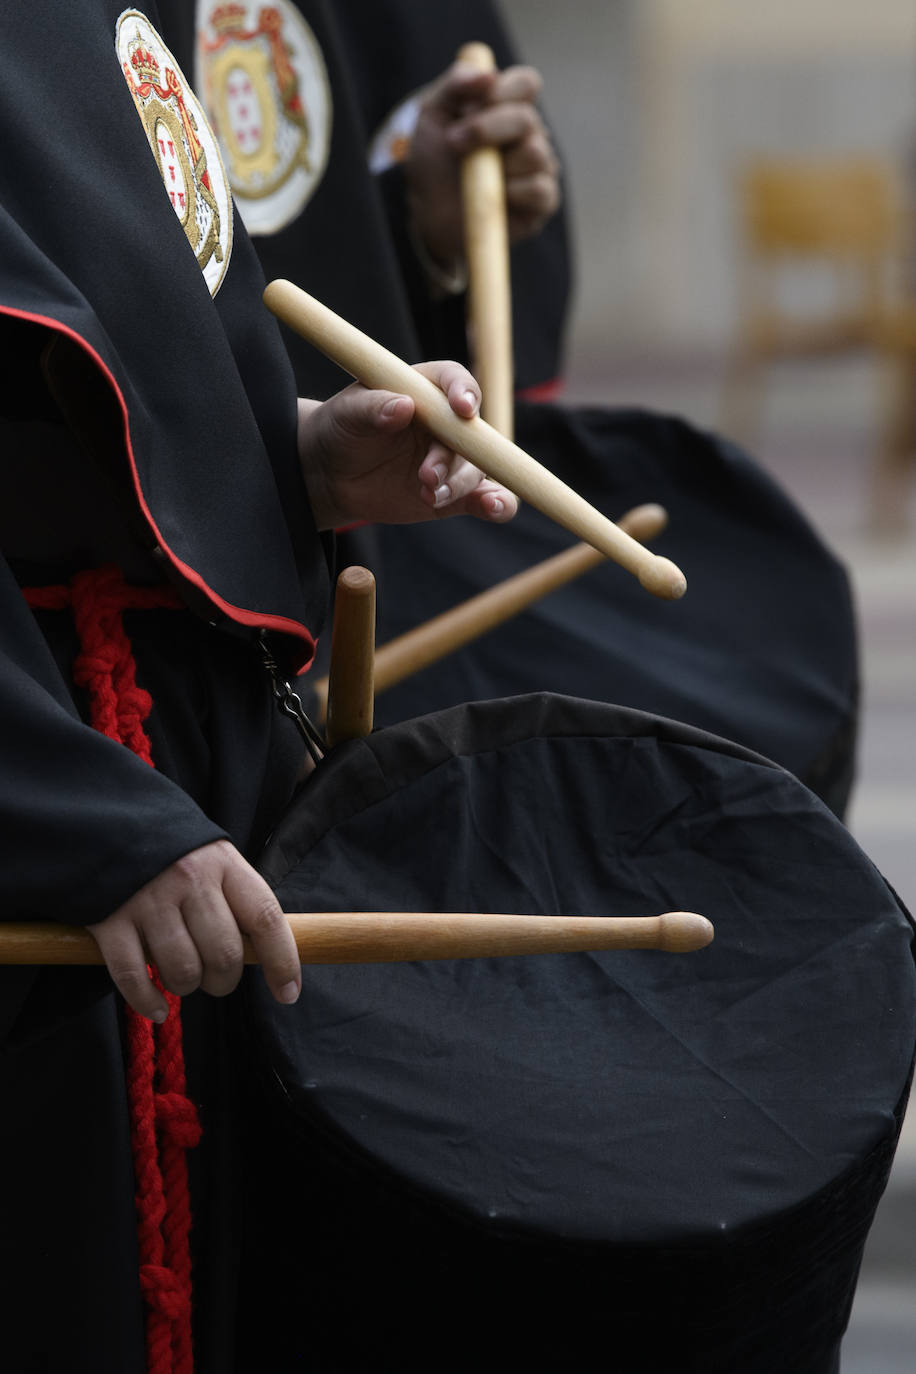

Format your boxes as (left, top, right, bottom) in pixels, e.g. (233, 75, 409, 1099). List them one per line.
(327, 386, 416, 442)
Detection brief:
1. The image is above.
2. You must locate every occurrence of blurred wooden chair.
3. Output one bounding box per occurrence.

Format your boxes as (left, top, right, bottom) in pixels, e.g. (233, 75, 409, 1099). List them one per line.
(871, 283, 916, 534)
(722, 155, 915, 532)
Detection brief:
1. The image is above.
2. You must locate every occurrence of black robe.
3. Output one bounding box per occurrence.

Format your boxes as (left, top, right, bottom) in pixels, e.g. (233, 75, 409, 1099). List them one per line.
(0, 0, 328, 917)
(0, 4, 328, 1368)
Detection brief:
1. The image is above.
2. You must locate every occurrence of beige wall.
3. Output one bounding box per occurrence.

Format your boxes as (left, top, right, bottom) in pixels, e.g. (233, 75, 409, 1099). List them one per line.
(502, 0, 916, 357)
(641, 0, 916, 54)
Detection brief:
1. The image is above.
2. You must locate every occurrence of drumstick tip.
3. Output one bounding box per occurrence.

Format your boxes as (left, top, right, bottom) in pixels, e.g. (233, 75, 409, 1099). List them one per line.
(658, 912, 714, 951)
(264, 277, 290, 303)
(639, 555, 687, 601)
(618, 502, 668, 544)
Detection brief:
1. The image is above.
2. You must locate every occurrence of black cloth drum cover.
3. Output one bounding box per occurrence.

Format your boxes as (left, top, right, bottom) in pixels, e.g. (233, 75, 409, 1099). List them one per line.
(368, 402, 859, 819)
(237, 693, 914, 1372)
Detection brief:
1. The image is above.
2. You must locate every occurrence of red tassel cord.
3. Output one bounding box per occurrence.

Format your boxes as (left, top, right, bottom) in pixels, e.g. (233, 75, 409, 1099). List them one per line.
(24, 565, 201, 1374)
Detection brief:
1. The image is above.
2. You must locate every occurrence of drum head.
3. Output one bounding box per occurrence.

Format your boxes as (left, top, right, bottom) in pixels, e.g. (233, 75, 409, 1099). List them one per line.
(243, 694, 913, 1370)
(368, 404, 858, 817)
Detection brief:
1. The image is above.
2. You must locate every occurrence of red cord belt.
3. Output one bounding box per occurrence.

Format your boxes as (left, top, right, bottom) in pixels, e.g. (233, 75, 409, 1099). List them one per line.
(24, 564, 200, 1374)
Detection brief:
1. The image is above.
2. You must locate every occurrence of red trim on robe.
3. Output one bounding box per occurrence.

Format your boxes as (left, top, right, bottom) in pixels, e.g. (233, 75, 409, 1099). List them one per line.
(0, 303, 318, 668)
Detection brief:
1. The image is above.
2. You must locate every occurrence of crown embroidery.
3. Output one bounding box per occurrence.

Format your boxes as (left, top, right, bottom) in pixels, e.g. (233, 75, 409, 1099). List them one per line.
(129, 36, 161, 85)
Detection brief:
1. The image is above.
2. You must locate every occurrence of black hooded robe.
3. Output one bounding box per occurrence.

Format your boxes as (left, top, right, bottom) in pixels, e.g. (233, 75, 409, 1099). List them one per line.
(0, 4, 329, 1368)
(167, 0, 858, 816)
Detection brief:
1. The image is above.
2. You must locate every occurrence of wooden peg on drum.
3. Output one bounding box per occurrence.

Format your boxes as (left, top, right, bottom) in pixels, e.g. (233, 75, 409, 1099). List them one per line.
(263, 279, 687, 602)
(324, 564, 376, 746)
(0, 911, 713, 966)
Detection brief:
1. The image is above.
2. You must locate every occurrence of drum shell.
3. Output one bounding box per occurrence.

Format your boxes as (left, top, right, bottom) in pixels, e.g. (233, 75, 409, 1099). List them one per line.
(239, 694, 912, 1371)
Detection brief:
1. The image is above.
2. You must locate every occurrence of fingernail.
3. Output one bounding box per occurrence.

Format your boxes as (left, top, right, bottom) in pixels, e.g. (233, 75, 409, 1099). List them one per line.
(463, 389, 478, 411)
(383, 398, 402, 417)
(489, 497, 504, 516)
(278, 980, 300, 1005)
(434, 483, 451, 506)
(152, 1008, 168, 1024)
(433, 463, 447, 485)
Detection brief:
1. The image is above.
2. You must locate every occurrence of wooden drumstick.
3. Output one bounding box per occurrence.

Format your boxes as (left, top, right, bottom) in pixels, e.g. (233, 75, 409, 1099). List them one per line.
(263, 279, 687, 601)
(310, 503, 668, 719)
(325, 565, 376, 745)
(0, 911, 713, 965)
(458, 40, 514, 439)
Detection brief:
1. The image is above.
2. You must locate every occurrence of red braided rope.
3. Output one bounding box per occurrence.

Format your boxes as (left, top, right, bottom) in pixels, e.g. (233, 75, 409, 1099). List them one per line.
(24, 565, 199, 1374)
(154, 973, 201, 1374)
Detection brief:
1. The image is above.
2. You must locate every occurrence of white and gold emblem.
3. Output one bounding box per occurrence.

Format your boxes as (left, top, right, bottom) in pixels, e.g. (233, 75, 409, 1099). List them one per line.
(116, 10, 233, 295)
(195, 1, 332, 236)
(367, 89, 431, 176)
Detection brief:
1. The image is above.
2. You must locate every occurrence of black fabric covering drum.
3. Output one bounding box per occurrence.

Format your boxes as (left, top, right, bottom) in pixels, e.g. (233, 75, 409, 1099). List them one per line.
(236, 694, 914, 1372)
(369, 403, 859, 819)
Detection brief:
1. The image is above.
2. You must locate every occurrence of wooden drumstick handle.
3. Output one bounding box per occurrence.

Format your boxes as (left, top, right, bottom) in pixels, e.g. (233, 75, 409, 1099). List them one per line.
(263, 280, 686, 601)
(325, 565, 376, 746)
(0, 911, 713, 965)
(458, 41, 514, 440)
(309, 503, 668, 717)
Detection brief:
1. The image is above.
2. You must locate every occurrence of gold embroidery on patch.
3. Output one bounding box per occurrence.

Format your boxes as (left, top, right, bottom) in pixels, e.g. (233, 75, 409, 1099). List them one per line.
(194, 1, 331, 234)
(117, 10, 232, 293)
(200, 7, 314, 201)
(144, 100, 200, 248)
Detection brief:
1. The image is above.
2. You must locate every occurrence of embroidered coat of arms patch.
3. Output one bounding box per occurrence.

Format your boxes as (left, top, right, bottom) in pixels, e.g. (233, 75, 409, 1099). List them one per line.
(195, 1, 332, 236)
(116, 9, 233, 295)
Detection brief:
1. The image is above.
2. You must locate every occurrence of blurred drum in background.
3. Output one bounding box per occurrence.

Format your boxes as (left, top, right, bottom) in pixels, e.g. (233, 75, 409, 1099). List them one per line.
(370, 401, 859, 819)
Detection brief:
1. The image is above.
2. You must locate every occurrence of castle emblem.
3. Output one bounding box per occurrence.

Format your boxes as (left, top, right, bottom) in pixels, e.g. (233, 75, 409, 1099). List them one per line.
(195, 1, 332, 236)
(116, 10, 233, 295)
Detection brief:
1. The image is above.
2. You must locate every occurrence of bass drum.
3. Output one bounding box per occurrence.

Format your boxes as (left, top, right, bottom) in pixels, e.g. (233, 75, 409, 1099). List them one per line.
(235, 693, 913, 1373)
(365, 403, 858, 818)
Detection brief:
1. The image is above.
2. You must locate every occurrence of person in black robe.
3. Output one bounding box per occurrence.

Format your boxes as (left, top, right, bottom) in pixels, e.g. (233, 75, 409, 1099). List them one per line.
(168, 0, 858, 817)
(334, 0, 572, 395)
(158, 0, 569, 400)
(0, 5, 516, 1370)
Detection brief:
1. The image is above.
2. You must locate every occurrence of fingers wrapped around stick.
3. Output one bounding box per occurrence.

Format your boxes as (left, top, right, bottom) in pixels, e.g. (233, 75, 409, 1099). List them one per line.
(266, 281, 687, 600)
(86, 840, 302, 1021)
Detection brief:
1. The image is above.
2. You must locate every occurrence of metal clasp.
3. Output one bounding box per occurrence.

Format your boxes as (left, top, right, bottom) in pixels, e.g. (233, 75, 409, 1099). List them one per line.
(259, 630, 325, 767)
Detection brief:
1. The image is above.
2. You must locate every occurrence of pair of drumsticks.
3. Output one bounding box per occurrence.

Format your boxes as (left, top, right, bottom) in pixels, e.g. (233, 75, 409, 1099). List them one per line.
(309, 42, 679, 736)
(2, 45, 710, 968)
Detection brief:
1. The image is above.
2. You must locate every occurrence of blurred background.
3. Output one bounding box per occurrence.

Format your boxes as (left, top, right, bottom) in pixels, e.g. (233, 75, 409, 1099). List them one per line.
(500, 1, 916, 1368)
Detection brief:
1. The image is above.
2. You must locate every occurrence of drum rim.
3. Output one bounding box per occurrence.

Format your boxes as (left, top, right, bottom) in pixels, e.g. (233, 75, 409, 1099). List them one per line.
(260, 691, 790, 886)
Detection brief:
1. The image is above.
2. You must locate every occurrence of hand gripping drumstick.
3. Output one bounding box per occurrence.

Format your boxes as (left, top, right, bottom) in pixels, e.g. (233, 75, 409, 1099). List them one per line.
(0, 912, 713, 965)
(312, 48, 665, 724)
(263, 279, 687, 601)
(311, 503, 668, 723)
